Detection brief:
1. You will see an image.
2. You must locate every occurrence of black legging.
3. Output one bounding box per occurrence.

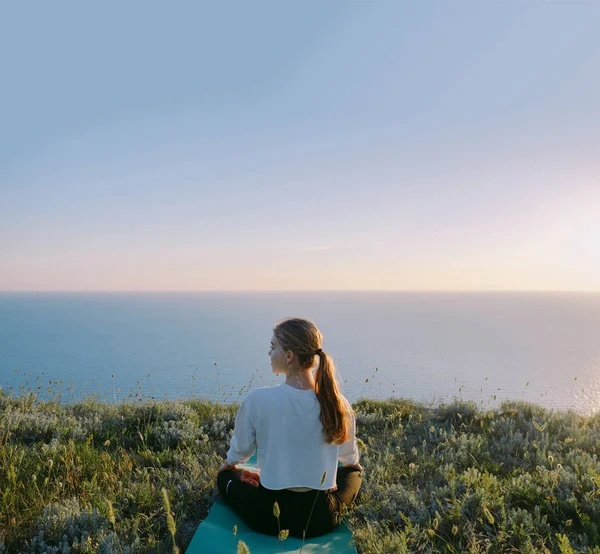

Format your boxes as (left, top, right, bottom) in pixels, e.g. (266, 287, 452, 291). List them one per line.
(216, 466, 362, 538)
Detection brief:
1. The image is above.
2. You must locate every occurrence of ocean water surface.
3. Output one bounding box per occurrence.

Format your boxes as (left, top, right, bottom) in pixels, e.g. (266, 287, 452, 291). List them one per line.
(1, 292, 599, 413)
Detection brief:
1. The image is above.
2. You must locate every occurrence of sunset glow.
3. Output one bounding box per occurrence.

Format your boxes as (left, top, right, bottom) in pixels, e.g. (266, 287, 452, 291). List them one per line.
(1, 2, 599, 292)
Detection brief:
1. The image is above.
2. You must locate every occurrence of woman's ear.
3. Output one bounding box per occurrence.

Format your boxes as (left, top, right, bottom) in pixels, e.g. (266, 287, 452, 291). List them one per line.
(285, 350, 294, 364)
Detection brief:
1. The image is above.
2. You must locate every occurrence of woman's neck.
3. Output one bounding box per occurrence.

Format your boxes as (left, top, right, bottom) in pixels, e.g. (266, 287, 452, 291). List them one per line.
(285, 370, 315, 391)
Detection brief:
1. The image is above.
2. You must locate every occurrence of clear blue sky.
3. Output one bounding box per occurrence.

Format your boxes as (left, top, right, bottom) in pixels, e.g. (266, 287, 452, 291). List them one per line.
(1, 2, 599, 291)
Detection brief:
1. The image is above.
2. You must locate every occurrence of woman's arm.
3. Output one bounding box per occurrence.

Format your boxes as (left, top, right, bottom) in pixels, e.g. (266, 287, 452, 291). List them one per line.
(224, 396, 257, 467)
(338, 410, 360, 468)
(218, 462, 238, 473)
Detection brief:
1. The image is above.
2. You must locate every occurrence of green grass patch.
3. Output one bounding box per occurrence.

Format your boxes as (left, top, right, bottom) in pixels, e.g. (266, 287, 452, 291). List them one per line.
(1, 391, 599, 553)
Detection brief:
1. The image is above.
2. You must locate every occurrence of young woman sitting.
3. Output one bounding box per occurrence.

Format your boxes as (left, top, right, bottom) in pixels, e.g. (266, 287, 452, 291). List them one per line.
(216, 317, 363, 538)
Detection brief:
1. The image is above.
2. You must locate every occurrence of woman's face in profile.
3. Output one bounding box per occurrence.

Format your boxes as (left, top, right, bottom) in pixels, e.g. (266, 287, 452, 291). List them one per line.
(269, 333, 287, 375)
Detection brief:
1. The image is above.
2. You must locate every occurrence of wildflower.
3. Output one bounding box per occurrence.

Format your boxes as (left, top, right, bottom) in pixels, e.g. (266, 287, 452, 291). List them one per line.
(237, 540, 250, 554)
(161, 487, 178, 552)
(278, 530, 289, 541)
(107, 499, 116, 526)
(483, 506, 494, 525)
(273, 501, 280, 518)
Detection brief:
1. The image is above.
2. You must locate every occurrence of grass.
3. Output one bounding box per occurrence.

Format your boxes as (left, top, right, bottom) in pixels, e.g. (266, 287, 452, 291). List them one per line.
(1, 389, 600, 553)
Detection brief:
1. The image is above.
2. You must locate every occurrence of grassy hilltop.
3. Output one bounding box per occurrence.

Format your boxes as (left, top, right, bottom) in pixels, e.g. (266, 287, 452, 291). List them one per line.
(1, 392, 599, 553)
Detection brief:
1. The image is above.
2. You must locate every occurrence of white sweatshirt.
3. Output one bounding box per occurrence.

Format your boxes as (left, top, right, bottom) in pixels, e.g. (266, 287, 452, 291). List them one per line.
(225, 383, 360, 491)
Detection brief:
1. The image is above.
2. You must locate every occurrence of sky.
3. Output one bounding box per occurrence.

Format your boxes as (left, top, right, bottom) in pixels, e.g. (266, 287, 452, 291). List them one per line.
(1, 2, 599, 292)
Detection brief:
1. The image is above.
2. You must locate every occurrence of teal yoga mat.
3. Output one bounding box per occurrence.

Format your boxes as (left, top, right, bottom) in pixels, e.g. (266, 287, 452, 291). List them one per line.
(186, 453, 357, 554)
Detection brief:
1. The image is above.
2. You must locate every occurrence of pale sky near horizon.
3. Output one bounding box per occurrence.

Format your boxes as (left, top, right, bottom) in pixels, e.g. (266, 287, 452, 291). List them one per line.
(1, 2, 599, 292)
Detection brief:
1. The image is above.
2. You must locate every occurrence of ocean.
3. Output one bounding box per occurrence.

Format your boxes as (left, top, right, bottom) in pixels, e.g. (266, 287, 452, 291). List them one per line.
(1, 292, 599, 413)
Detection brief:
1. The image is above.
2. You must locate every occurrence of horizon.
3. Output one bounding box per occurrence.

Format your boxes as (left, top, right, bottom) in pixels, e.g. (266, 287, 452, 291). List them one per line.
(2, 2, 599, 292)
(2, 289, 600, 294)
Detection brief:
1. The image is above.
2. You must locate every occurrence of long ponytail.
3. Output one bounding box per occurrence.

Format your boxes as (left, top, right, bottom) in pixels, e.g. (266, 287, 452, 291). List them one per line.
(315, 350, 351, 444)
(274, 318, 351, 445)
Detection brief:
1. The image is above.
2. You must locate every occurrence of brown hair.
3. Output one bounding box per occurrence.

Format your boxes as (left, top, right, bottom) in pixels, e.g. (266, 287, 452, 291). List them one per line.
(273, 317, 351, 444)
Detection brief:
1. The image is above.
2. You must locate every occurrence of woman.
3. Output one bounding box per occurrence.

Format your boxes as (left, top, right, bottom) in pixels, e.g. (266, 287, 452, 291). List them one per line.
(216, 317, 363, 539)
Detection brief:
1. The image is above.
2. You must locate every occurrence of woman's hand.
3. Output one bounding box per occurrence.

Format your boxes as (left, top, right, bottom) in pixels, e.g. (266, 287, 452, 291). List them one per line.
(218, 462, 237, 473)
(241, 470, 261, 488)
